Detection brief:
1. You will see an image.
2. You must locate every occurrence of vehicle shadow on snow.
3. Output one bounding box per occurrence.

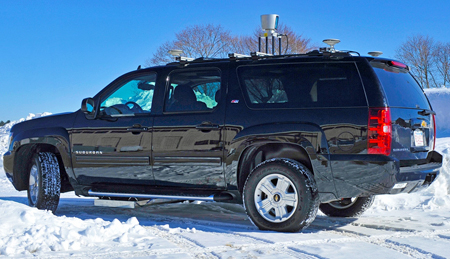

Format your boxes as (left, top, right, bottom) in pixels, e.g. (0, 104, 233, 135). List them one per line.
(0, 195, 358, 233)
(0, 196, 28, 204)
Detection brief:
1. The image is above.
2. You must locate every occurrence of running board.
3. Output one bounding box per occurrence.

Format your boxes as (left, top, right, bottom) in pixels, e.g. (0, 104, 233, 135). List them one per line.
(94, 198, 180, 208)
(88, 190, 233, 202)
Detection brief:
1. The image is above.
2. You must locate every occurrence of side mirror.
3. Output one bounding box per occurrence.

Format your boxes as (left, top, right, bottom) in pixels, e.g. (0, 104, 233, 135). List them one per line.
(81, 98, 96, 119)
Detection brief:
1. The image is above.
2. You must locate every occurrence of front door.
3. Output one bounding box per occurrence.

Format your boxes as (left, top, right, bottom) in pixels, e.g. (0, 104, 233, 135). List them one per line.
(152, 67, 227, 189)
(71, 73, 157, 186)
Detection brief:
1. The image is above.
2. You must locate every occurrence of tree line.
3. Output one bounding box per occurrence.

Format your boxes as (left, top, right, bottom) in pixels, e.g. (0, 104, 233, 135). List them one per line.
(148, 24, 448, 89)
(396, 34, 450, 88)
(0, 120, 10, 126)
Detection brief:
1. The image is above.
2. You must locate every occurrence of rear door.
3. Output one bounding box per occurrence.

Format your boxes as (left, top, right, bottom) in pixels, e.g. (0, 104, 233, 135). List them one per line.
(371, 60, 435, 163)
(151, 66, 227, 189)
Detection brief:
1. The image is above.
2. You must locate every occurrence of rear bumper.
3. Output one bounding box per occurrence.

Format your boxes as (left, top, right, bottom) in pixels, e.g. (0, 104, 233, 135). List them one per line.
(328, 151, 442, 198)
(390, 161, 441, 194)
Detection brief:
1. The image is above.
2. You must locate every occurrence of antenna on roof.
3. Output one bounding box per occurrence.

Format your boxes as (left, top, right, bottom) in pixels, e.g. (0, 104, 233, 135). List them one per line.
(259, 14, 284, 55)
(168, 49, 194, 62)
(168, 49, 183, 57)
(322, 39, 340, 53)
(368, 51, 383, 57)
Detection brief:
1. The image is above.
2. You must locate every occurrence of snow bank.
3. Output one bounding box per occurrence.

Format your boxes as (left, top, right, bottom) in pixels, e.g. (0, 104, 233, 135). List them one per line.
(424, 88, 450, 137)
(0, 201, 150, 256)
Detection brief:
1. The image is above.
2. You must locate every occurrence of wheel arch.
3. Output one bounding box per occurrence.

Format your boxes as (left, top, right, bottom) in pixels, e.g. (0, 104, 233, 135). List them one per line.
(229, 123, 326, 194)
(11, 128, 73, 192)
(237, 142, 314, 194)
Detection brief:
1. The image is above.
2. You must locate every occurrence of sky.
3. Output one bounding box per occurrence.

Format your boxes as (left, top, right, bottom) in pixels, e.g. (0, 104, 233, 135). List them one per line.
(1, 0, 450, 121)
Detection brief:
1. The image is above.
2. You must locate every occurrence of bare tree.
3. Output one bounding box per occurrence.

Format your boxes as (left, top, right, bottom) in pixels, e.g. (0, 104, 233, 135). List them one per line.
(146, 24, 234, 66)
(148, 23, 315, 66)
(434, 42, 450, 87)
(396, 35, 436, 88)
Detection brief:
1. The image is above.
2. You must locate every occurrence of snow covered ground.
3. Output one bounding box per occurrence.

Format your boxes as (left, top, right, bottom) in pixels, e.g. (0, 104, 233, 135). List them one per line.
(1, 89, 450, 258)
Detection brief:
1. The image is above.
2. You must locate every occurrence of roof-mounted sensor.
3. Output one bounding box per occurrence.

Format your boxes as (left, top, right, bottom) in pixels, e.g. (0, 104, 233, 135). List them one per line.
(322, 39, 340, 53)
(368, 51, 383, 57)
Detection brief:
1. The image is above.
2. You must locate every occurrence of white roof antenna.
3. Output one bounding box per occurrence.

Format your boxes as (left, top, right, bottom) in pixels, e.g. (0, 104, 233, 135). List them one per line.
(368, 51, 383, 57)
(168, 49, 194, 62)
(323, 39, 340, 53)
(168, 49, 183, 57)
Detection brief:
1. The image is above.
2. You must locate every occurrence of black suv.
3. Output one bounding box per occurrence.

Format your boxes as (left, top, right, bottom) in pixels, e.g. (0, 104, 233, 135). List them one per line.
(3, 47, 442, 232)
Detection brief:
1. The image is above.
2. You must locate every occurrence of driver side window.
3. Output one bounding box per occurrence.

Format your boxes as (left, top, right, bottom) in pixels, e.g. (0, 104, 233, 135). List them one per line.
(100, 73, 156, 116)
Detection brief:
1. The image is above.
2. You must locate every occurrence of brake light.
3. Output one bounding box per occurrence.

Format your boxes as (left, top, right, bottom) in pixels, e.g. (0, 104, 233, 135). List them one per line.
(368, 107, 392, 155)
(432, 114, 436, 150)
(389, 61, 408, 69)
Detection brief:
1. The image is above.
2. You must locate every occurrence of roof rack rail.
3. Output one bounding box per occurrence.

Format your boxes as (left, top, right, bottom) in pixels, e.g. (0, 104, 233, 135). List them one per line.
(165, 48, 362, 66)
(250, 52, 273, 57)
(175, 56, 195, 62)
(228, 53, 251, 59)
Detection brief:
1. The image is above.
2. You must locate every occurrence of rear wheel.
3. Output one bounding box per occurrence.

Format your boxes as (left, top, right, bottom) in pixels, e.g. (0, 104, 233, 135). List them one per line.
(243, 158, 319, 232)
(27, 152, 61, 213)
(319, 196, 374, 217)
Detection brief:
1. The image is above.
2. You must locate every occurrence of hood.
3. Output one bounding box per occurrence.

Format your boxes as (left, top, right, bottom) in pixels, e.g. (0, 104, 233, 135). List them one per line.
(11, 112, 77, 133)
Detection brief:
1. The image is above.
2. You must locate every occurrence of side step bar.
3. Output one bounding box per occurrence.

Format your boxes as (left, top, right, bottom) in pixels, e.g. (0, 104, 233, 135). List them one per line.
(88, 190, 234, 202)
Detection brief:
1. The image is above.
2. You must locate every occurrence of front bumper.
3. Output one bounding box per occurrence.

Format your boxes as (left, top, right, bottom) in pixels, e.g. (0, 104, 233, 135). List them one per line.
(2, 151, 14, 184)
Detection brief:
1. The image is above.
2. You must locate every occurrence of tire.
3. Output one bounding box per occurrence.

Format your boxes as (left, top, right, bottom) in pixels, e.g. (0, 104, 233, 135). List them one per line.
(27, 152, 61, 213)
(319, 196, 374, 217)
(243, 158, 319, 232)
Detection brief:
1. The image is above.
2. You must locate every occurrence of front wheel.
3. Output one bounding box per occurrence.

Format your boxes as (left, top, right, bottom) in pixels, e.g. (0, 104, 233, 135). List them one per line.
(319, 196, 375, 217)
(27, 152, 61, 213)
(243, 158, 319, 232)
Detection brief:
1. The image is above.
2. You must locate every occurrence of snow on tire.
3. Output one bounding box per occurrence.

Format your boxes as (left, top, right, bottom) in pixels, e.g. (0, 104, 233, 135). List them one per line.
(27, 152, 61, 213)
(243, 158, 319, 232)
(319, 196, 375, 217)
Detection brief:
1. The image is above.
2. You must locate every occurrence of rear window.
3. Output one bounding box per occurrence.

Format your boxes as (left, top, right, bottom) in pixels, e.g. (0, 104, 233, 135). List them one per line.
(372, 62, 431, 109)
(238, 62, 367, 109)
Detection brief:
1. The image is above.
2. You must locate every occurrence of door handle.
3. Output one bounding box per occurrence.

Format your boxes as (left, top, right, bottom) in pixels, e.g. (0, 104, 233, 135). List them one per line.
(127, 124, 149, 132)
(196, 122, 219, 131)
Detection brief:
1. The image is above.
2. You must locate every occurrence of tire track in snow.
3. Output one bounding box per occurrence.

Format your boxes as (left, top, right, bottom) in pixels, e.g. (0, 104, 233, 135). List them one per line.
(314, 225, 450, 259)
(383, 239, 447, 259)
(142, 219, 324, 259)
(142, 212, 440, 258)
(195, 224, 326, 259)
(137, 206, 450, 258)
(145, 225, 219, 259)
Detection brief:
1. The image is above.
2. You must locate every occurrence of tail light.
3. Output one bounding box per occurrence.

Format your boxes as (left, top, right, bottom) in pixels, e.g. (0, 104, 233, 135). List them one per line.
(431, 114, 436, 151)
(368, 107, 392, 155)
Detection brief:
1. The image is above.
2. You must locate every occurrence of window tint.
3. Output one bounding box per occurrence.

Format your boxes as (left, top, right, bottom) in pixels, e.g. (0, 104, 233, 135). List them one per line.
(238, 63, 366, 109)
(165, 69, 221, 112)
(372, 64, 431, 109)
(100, 73, 156, 116)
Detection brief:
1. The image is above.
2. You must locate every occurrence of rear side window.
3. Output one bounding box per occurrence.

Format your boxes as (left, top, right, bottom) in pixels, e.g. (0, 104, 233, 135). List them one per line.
(165, 69, 221, 112)
(238, 62, 366, 109)
(372, 62, 431, 109)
